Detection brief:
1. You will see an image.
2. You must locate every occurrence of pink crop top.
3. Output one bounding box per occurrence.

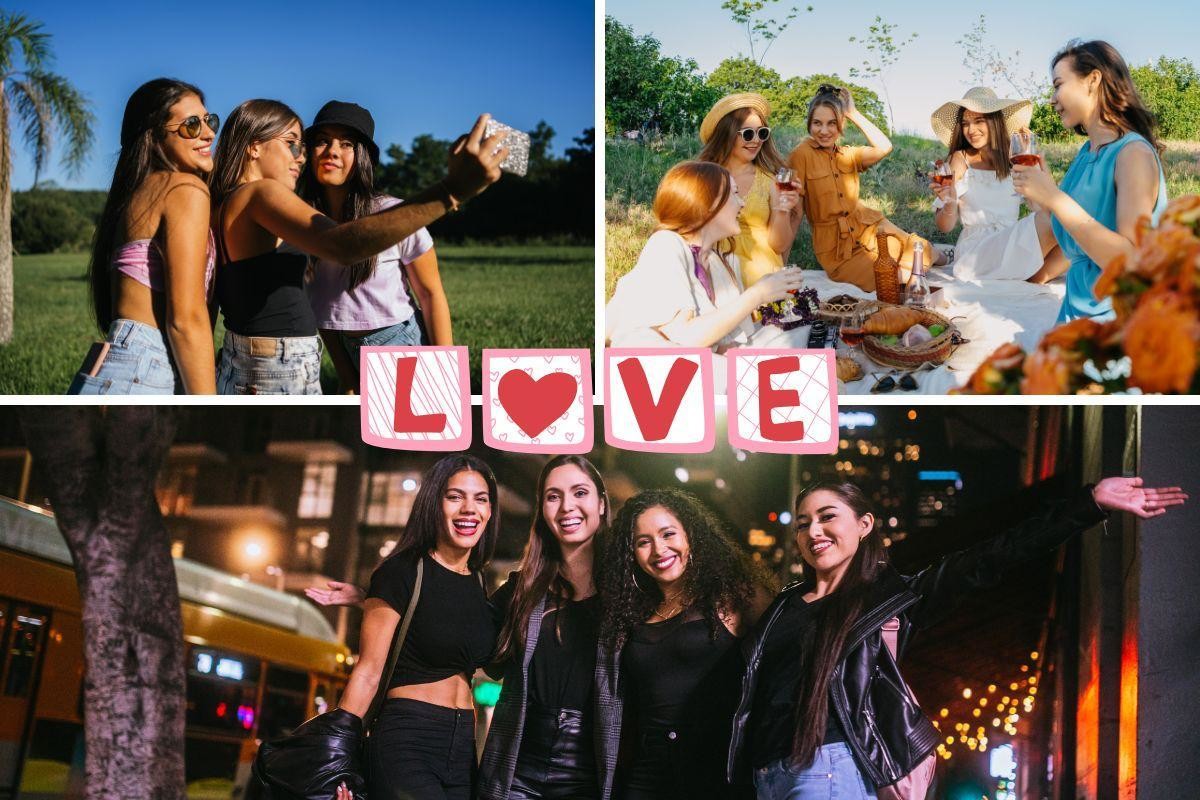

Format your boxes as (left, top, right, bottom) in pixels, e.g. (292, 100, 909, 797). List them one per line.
(112, 229, 217, 301)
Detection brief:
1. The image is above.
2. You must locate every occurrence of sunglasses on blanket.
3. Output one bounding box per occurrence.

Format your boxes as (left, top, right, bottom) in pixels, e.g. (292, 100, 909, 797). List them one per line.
(871, 373, 919, 393)
(738, 126, 771, 143)
(165, 113, 220, 140)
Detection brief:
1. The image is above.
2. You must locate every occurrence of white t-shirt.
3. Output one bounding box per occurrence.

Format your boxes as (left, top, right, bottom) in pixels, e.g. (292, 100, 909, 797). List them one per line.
(306, 195, 434, 330)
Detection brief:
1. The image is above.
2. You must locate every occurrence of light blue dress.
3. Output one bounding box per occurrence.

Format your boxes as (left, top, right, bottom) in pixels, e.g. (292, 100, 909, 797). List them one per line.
(1052, 132, 1168, 322)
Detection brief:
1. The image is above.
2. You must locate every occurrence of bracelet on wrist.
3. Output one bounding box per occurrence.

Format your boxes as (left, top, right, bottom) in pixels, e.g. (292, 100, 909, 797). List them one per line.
(437, 180, 461, 213)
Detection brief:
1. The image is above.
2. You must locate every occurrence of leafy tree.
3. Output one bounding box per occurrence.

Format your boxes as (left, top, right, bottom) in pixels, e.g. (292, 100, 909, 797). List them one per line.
(1, 11, 95, 343)
(605, 16, 719, 135)
(956, 14, 1047, 99)
(721, 0, 812, 64)
(707, 57, 782, 95)
(376, 134, 451, 199)
(12, 190, 88, 252)
(706, 58, 888, 134)
(848, 15, 918, 131)
(775, 73, 888, 133)
(1132, 57, 1200, 140)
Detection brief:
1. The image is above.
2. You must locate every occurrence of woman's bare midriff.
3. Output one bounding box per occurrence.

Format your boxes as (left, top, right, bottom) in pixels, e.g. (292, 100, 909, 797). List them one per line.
(386, 673, 474, 710)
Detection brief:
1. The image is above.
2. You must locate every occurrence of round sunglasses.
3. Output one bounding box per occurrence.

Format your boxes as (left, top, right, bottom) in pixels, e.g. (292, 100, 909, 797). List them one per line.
(165, 113, 220, 140)
(737, 126, 771, 143)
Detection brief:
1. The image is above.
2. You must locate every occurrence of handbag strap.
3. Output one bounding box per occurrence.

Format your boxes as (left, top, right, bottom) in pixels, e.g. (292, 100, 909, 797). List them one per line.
(364, 557, 424, 731)
(881, 616, 900, 660)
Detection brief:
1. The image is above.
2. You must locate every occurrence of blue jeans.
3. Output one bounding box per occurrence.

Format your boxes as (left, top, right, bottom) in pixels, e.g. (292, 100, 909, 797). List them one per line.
(754, 743, 877, 800)
(67, 319, 178, 395)
(216, 331, 322, 395)
(338, 316, 423, 371)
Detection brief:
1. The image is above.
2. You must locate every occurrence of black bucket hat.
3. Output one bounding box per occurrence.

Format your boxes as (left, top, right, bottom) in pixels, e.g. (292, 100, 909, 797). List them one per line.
(307, 100, 380, 165)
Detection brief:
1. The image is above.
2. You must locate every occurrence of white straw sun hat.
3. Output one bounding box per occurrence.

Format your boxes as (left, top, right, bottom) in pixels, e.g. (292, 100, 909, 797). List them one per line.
(930, 87, 1033, 147)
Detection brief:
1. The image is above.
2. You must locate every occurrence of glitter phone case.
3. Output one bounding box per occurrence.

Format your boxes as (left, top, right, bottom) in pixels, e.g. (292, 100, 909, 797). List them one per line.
(484, 119, 531, 177)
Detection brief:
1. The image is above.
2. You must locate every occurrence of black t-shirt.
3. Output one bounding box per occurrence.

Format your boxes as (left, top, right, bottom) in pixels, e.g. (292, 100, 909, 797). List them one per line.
(489, 575, 601, 712)
(748, 593, 844, 769)
(366, 553, 497, 688)
(623, 613, 743, 731)
(529, 594, 601, 711)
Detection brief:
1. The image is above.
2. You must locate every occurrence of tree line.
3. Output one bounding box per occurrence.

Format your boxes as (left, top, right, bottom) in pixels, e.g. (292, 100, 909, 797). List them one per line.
(11, 123, 595, 255)
(606, 14, 1200, 143)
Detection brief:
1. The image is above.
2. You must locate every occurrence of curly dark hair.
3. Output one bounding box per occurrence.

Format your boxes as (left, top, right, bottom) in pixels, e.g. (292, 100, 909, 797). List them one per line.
(598, 488, 774, 649)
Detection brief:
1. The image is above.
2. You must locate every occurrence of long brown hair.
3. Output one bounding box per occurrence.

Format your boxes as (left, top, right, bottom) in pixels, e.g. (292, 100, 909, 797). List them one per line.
(789, 482, 889, 769)
(1052, 40, 1163, 153)
(948, 108, 1012, 180)
(494, 455, 609, 662)
(696, 106, 786, 176)
(384, 454, 499, 572)
(297, 125, 380, 288)
(210, 99, 303, 209)
(598, 488, 776, 649)
(88, 78, 206, 331)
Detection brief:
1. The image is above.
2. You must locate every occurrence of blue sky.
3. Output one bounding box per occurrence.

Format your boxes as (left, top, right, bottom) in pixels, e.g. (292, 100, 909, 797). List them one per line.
(5, 0, 595, 189)
(608, 0, 1200, 137)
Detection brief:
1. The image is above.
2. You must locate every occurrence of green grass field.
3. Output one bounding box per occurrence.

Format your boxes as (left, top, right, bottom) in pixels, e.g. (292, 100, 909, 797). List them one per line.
(0, 244, 594, 395)
(606, 130, 1200, 298)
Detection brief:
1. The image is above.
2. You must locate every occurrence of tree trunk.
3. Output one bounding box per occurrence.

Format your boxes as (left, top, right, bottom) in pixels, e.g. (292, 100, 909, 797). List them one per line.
(20, 407, 186, 800)
(1, 91, 14, 344)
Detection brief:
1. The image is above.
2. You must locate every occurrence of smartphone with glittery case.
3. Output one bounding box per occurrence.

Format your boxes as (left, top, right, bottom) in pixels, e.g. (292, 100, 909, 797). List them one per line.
(484, 119, 531, 177)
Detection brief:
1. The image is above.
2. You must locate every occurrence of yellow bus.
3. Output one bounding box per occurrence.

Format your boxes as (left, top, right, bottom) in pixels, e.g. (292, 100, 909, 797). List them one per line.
(0, 497, 350, 800)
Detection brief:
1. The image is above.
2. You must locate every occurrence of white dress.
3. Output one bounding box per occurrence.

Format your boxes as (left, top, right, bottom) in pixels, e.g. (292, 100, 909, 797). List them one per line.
(948, 167, 1043, 280)
(606, 230, 754, 350)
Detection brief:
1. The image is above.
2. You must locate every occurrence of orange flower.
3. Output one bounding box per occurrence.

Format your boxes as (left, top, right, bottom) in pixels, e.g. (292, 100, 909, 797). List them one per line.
(1124, 292, 1200, 394)
(1093, 253, 1127, 300)
(1134, 224, 1199, 285)
(958, 344, 1025, 394)
(1161, 195, 1200, 227)
(1020, 348, 1072, 394)
(1040, 318, 1102, 351)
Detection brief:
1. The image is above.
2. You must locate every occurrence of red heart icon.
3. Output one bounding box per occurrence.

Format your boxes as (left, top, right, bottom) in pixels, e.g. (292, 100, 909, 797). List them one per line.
(497, 370, 577, 439)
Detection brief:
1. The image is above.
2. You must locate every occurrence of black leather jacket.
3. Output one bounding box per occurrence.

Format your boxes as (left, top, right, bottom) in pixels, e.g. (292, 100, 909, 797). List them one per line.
(727, 486, 1107, 789)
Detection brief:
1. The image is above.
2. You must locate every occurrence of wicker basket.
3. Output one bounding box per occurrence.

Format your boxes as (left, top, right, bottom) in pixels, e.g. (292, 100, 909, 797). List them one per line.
(873, 231, 904, 304)
(861, 305, 961, 368)
(818, 294, 879, 324)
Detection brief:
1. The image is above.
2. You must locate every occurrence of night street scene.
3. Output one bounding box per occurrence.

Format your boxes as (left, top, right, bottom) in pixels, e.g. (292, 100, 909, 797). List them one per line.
(0, 405, 1196, 800)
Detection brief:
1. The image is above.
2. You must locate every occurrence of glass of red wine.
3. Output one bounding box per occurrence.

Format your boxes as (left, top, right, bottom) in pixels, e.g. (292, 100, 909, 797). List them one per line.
(1010, 132, 1040, 168)
(840, 307, 866, 352)
(775, 167, 796, 193)
(931, 160, 953, 187)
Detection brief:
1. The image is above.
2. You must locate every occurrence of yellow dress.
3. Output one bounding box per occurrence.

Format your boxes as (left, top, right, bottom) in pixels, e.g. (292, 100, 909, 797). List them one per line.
(733, 169, 784, 286)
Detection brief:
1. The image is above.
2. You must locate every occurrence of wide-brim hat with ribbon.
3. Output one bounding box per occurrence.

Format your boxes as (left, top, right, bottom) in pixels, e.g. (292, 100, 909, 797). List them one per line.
(307, 100, 381, 165)
(700, 93, 771, 144)
(930, 87, 1033, 147)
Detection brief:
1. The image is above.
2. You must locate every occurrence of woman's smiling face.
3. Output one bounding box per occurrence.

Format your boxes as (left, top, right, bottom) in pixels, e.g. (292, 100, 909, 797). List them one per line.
(794, 489, 873, 578)
(633, 505, 691, 590)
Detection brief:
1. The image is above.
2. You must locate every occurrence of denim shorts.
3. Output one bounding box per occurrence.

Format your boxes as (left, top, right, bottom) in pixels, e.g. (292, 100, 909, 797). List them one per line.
(337, 315, 422, 371)
(216, 331, 322, 395)
(754, 743, 877, 800)
(67, 318, 178, 395)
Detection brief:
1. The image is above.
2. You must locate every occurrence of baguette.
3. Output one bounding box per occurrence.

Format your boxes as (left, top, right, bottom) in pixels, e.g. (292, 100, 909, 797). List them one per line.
(864, 306, 925, 335)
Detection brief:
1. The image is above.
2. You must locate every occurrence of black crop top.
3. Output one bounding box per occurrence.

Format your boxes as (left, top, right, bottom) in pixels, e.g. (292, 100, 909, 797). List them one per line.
(215, 249, 316, 337)
(366, 553, 497, 689)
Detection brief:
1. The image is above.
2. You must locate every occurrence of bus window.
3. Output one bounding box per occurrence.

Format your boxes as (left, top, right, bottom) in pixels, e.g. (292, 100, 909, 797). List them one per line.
(259, 665, 309, 740)
(3, 608, 48, 697)
(186, 646, 260, 736)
